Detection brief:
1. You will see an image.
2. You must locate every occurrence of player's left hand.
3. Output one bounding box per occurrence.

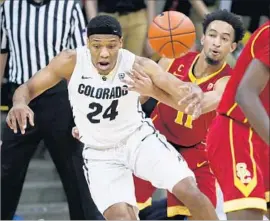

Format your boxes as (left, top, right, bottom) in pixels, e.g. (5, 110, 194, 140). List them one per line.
(121, 68, 155, 96)
(178, 84, 203, 119)
(72, 127, 80, 140)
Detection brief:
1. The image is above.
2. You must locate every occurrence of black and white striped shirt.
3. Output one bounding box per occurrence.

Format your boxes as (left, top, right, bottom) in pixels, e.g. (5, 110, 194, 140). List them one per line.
(0, 0, 86, 84)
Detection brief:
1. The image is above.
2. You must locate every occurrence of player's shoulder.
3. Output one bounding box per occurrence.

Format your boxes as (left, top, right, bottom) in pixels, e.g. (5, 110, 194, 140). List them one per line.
(257, 20, 270, 34)
(119, 48, 132, 56)
(182, 51, 198, 59)
(221, 63, 232, 76)
(207, 62, 232, 85)
(249, 21, 269, 47)
(251, 21, 270, 42)
(50, 49, 77, 73)
(58, 49, 77, 61)
(158, 51, 198, 69)
(62, 45, 87, 57)
(164, 52, 198, 73)
(119, 48, 136, 66)
(239, 21, 270, 59)
(173, 52, 198, 65)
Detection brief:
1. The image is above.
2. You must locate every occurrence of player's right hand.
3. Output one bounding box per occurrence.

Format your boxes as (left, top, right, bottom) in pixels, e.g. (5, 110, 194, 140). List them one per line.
(6, 104, 35, 134)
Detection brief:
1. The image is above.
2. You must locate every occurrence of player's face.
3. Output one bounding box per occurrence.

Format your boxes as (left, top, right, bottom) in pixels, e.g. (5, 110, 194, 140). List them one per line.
(201, 20, 237, 65)
(87, 34, 123, 75)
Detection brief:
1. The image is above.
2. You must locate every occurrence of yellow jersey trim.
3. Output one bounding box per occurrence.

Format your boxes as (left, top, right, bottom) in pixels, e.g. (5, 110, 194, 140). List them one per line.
(167, 205, 191, 217)
(224, 197, 267, 213)
(188, 54, 227, 85)
(229, 120, 257, 197)
(251, 25, 270, 58)
(137, 197, 152, 211)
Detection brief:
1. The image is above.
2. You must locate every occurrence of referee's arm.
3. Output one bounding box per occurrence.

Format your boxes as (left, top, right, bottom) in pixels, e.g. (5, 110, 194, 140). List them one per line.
(70, 2, 87, 48)
(0, 4, 8, 85)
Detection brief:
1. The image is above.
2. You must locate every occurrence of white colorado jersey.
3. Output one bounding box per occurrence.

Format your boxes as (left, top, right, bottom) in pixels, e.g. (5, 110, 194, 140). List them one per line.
(68, 46, 150, 148)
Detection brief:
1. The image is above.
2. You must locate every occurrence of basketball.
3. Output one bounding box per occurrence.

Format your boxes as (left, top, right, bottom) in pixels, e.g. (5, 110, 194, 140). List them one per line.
(148, 11, 196, 58)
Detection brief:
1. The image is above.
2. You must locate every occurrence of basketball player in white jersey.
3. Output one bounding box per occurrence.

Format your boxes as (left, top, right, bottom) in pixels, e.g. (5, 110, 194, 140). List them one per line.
(6, 15, 218, 220)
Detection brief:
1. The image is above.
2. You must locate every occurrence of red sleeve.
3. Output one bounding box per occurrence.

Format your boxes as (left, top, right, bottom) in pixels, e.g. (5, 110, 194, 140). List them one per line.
(252, 25, 270, 67)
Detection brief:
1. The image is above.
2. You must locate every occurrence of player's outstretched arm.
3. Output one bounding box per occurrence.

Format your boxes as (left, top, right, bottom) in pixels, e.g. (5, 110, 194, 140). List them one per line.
(137, 57, 174, 105)
(135, 56, 203, 102)
(13, 50, 75, 105)
(123, 68, 178, 106)
(123, 66, 202, 119)
(6, 50, 76, 134)
(158, 57, 229, 115)
(236, 59, 270, 145)
(180, 76, 230, 115)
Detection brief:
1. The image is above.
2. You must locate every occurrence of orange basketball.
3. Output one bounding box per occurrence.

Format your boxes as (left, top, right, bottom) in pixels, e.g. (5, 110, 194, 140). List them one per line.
(148, 11, 196, 58)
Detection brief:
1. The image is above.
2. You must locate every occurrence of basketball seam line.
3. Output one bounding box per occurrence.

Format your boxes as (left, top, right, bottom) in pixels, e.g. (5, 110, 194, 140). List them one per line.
(175, 15, 186, 31)
(167, 11, 175, 58)
(173, 40, 190, 50)
(152, 14, 186, 31)
(148, 31, 195, 39)
(158, 41, 171, 54)
(158, 41, 189, 54)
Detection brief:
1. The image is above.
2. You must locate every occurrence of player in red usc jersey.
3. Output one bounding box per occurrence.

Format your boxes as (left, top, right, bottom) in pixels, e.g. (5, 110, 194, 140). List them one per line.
(207, 21, 270, 220)
(152, 52, 231, 219)
(123, 10, 245, 219)
(133, 50, 231, 219)
(235, 27, 269, 146)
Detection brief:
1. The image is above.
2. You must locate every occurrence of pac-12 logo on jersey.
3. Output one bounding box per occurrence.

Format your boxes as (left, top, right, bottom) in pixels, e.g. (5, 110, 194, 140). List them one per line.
(118, 72, 125, 80)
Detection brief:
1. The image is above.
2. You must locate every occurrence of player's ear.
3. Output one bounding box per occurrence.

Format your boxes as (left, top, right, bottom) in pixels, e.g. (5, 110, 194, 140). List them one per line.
(230, 42, 237, 53)
(119, 37, 123, 48)
(200, 35, 205, 46)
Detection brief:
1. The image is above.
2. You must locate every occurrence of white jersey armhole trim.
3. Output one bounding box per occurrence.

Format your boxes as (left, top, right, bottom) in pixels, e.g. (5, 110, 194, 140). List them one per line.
(68, 46, 85, 90)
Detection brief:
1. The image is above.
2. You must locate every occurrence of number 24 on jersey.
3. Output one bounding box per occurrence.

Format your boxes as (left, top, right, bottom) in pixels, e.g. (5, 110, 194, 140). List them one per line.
(87, 100, 119, 123)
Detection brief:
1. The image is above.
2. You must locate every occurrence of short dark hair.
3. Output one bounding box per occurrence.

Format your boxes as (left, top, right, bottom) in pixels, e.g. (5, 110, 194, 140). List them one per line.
(87, 15, 122, 38)
(202, 9, 245, 43)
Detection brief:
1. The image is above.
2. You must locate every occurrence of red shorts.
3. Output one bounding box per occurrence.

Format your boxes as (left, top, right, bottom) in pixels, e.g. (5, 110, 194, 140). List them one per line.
(134, 143, 216, 217)
(134, 175, 155, 210)
(207, 115, 270, 213)
(167, 143, 216, 217)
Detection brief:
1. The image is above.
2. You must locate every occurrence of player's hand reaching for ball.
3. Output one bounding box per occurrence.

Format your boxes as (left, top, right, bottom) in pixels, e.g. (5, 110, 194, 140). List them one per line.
(6, 104, 35, 134)
(178, 83, 203, 119)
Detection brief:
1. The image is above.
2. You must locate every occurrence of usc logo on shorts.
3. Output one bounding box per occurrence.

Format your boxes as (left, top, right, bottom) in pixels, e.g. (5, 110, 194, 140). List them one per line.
(236, 163, 251, 184)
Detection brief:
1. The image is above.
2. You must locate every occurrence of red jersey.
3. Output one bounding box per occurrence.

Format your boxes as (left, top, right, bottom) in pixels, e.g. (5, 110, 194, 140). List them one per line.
(218, 21, 270, 125)
(151, 52, 231, 146)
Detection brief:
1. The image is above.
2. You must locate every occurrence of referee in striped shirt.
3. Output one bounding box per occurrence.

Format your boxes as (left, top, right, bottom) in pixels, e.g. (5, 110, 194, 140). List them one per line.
(0, 0, 101, 219)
